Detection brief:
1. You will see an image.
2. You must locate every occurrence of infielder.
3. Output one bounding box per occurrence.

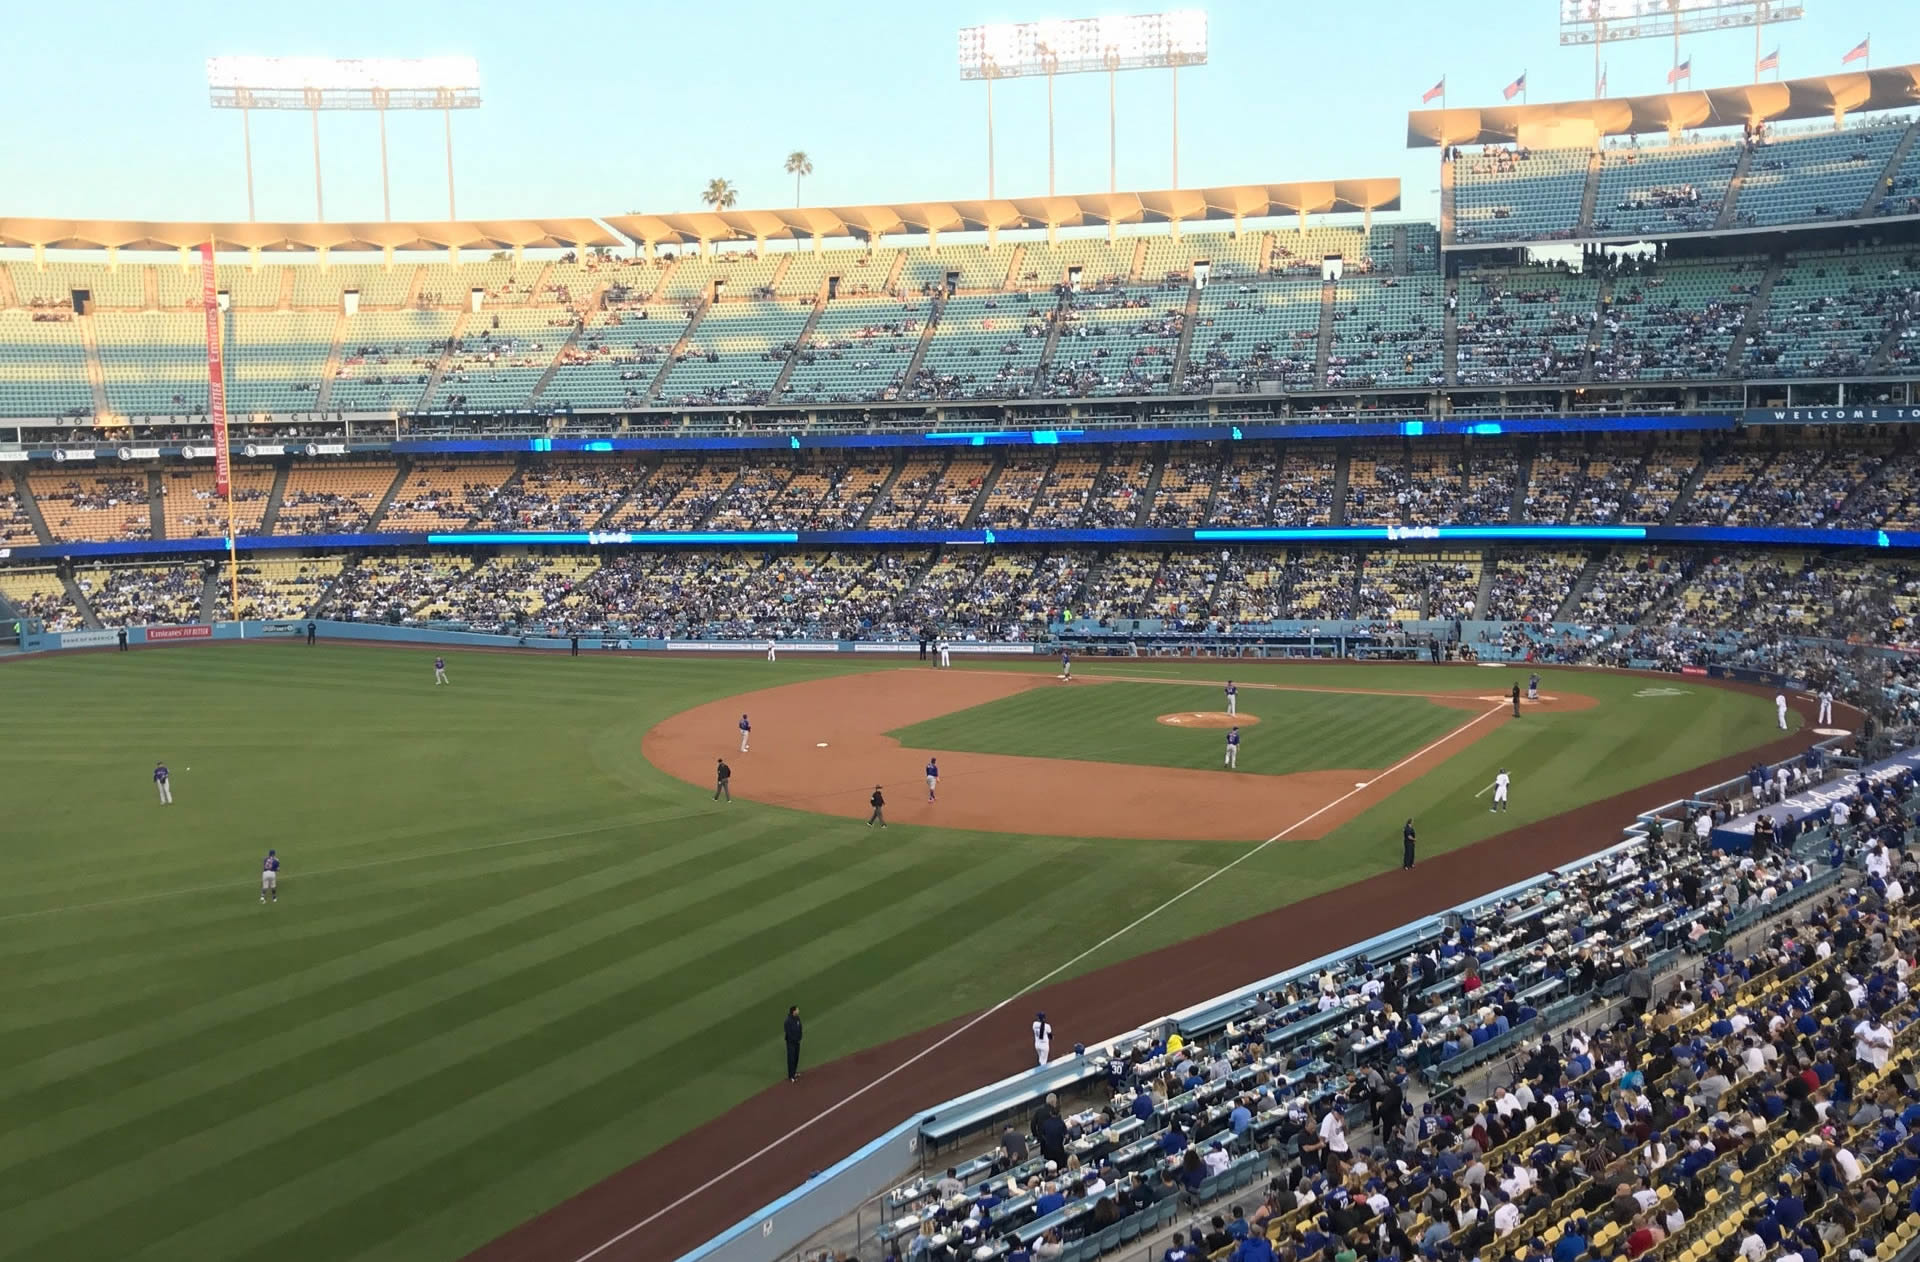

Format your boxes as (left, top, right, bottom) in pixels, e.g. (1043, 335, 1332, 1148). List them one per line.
(938, 640, 952, 668)
(738, 713, 752, 752)
(765, 639, 778, 663)
(434, 656, 448, 685)
(925, 757, 939, 802)
(1491, 768, 1510, 813)
(1527, 673, 1539, 702)
(1817, 688, 1834, 726)
(1775, 692, 1788, 730)
(1032, 1012, 1053, 1067)
(260, 849, 280, 903)
(1059, 649, 1073, 682)
(1224, 679, 1237, 716)
(1224, 726, 1241, 770)
(154, 761, 172, 805)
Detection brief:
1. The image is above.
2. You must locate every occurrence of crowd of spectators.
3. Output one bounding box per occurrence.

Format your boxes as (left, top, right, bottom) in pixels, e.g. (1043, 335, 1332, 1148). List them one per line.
(852, 791, 1919, 1262)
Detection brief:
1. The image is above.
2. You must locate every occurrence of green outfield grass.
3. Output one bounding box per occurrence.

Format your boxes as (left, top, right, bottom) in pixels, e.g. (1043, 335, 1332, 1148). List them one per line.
(0, 648, 1786, 1262)
(891, 681, 1476, 774)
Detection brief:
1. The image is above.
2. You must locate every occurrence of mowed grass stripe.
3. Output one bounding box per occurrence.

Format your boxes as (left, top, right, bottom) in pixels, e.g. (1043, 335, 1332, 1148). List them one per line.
(0, 820, 910, 1198)
(0, 812, 788, 1102)
(891, 683, 1472, 774)
(15, 846, 1061, 1262)
(179, 852, 1088, 1262)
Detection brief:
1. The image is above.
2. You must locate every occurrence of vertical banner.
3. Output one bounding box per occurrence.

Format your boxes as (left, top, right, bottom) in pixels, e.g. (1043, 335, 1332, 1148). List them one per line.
(198, 242, 230, 498)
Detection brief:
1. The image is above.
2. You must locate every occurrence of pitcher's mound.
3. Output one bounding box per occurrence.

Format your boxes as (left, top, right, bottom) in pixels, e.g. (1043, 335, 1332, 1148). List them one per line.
(1157, 712, 1260, 728)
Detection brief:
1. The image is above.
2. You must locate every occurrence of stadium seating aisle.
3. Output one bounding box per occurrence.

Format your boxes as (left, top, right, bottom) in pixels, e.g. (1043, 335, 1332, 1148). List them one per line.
(0, 567, 84, 629)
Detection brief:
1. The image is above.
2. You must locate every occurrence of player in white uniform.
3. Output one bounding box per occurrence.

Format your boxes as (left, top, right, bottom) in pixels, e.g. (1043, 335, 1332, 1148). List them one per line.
(1224, 680, 1237, 716)
(1032, 1012, 1053, 1067)
(938, 640, 951, 668)
(1775, 693, 1788, 730)
(260, 849, 280, 903)
(1817, 688, 1834, 725)
(765, 639, 778, 663)
(1491, 768, 1510, 813)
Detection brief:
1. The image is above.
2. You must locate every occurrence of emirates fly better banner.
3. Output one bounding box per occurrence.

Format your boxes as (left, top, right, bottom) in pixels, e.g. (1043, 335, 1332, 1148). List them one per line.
(198, 243, 230, 498)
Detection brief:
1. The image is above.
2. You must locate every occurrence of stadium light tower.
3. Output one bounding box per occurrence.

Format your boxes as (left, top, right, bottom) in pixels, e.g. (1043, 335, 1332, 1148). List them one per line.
(960, 12, 1208, 198)
(1559, 0, 1802, 95)
(207, 57, 482, 222)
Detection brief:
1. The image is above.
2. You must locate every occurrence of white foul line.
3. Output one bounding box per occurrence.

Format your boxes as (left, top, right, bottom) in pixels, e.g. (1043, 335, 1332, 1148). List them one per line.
(588, 700, 1510, 1262)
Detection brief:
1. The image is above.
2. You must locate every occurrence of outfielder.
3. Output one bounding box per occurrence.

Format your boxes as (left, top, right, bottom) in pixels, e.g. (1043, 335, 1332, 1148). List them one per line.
(1775, 692, 1788, 730)
(938, 640, 951, 668)
(1059, 649, 1073, 681)
(925, 757, 939, 802)
(154, 761, 172, 805)
(1817, 688, 1834, 726)
(1224, 679, 1237, 716)
(1032, 1012, 1053, 1067)
(1224, 726, 1241, 769)
(434, 656, 448, 685)
(765, 639, 778, 663)
(739, 713, 752, 752)
(260, 849, 280, 903)
(1491, 768, 1510, 813)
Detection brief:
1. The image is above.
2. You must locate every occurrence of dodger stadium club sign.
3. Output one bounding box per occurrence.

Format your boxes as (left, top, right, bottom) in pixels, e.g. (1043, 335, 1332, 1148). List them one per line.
(1746, 406, 1920, 424)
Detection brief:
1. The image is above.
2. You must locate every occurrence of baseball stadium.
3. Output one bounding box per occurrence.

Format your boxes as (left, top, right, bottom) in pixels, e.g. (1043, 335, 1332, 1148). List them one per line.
(5, 6, 1920, 1262)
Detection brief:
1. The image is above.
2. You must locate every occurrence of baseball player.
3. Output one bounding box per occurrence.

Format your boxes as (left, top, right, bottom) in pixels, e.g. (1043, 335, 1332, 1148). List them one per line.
(153, 761, 172, 805)
(738, 713, 752, 752)
(1032, 1012, 1053, 1067)
(434, 656, 448, 686)
(1775, 692, 1788, 730)
(1527, 672, 1539, 702)
(1817, 688, 1834, 726)
(938, 640, 951, 668)
(260, 849, 279, 903)
(1491, 768, 1510, 813)
(1224, 679, 1237, 716)
(765, 639, 777, 663)
(1059, 649, 1072, 681)
(925, 757, 939, 802)
(1224, 726, 1241, 770)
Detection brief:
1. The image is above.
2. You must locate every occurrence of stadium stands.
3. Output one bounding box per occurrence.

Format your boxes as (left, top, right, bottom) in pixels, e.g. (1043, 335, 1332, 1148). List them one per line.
(1591, 137, 1740, 236)
(1737, 122, 1907, 227)
(1452, 146, 1588, 242)
(780, 297, 926, 404)
(656, 299, 815, 407)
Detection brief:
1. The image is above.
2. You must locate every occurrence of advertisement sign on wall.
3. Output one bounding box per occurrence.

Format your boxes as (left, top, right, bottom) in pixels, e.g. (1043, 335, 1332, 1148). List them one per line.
(145, 625, 214, 642)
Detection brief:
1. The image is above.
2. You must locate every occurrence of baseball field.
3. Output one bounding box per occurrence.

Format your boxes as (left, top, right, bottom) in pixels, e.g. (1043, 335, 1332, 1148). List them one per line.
(0, 644, 1798, 1262)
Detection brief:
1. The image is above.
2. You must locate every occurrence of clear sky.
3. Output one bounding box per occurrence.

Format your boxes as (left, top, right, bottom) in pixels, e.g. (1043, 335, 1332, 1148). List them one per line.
(0, 0, 1898, 228)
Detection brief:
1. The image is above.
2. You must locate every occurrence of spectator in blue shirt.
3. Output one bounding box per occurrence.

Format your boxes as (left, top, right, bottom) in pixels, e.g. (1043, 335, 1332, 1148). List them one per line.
(1231, 1233, 1276, 1262)
(1552, 1221, 1588, 1262)
(1162, 1233, 1197, 1262)
(1131, 1092, 1155, 1123)
(1160, 1123, 1187, 1156)
(1033, 1183, 1065, 1215)
(1230, 1102, 1253, 1135)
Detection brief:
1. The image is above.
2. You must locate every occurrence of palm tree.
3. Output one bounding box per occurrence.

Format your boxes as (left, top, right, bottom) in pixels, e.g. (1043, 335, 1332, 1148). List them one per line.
(784, 151, 813, 207)
(701, 178, 738, 211)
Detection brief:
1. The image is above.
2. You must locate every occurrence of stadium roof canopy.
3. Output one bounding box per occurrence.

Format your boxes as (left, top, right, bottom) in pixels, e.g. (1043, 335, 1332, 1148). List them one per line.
(1407, 62, 1920, 147)
(0, 218, 622, 252)
(604, 181, 1401, 247)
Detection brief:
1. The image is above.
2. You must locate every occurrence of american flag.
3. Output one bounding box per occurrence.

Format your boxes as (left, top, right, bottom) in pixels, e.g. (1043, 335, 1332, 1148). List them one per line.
(1667, 58, 1691, 85)
(1756, 48, 1779, 74)
(1842, 36, 1870, 65)
(1502, 72, 1526, 101)
(1422, 77, 1445, 104)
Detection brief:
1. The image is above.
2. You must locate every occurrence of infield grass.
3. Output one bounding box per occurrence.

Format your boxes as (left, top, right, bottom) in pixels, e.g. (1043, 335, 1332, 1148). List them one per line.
(0, 647, 1785, 1262)
(891, 681, 1475, 774)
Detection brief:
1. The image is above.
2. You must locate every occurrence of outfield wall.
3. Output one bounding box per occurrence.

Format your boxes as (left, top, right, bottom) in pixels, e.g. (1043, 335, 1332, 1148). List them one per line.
(9, 620, 1046, 657)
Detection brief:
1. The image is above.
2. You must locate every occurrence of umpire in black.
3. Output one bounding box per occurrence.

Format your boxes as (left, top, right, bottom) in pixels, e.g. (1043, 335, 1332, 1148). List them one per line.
(784, 1005, 803, 1081)
(1402, 819, 1417, 870)
(1511, 682, 1521, 717)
